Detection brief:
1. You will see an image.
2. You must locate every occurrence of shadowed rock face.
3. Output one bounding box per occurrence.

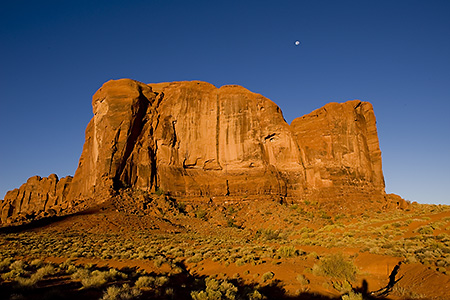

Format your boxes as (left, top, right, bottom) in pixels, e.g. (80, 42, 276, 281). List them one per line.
(1, 79, 388, 225)
(67, 79, 158, 205)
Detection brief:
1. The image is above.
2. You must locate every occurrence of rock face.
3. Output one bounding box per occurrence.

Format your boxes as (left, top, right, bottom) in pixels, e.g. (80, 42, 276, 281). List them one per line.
(67, 79, 158, 205)
(1, 174, 72, 225)
(149, 81, 306, 199)
(1, 79, 391, 225)
(69, 79, 308, 202)
(290, 101, 385, 205)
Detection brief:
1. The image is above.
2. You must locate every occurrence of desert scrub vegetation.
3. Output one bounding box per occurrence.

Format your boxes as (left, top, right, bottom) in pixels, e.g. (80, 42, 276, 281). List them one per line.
(134, 275, 155, 288)
(190, 276, 238, 300)
(195, 209, 208, 220)
(296, 274, 310, 286)
(235, 253, 261, 267)
(276, 245, 302, 258)
(416, 225, 434, 235)
(261, 271, 275, 282)
(71, 267, 128, 289)
(255, 228, 285, 241)
(16, 264, 56, 288)
(0, 227, 285, 272)
(341, 290, 363, 300)
(391, 284, 425, 299)
(101, 283, 142, 300)
(312, 253, 357, 282)
(0, 256, 180, 298)
(0, 202, 449, 297)
(0, 259, 57, 288)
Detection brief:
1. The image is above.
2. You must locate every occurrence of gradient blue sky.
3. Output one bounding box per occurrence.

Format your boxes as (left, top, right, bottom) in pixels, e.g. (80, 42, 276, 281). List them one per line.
(1, 0, 449, 204)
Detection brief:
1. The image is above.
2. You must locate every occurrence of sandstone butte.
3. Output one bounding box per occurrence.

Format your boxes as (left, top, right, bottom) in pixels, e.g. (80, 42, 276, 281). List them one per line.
(0, 79, 406, 226)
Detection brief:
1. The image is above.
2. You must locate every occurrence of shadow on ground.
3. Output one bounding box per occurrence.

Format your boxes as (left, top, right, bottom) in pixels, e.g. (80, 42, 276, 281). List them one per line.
(0, 262, 403, 300)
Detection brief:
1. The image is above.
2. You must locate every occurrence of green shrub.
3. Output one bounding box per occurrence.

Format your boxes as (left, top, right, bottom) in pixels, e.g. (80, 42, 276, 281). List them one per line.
(102, 286, 122, 300)
(71, 268, 89, 281)
(154, 256, 166, 267)
(15, 264, 56, 288)
(296, 274, 309, 285)
(313, 253, 357, 282)
(333, 280, 352, 294)
(195, 210, 207, 220)
(261, 271, 274, 282)
(72, 269, 110, 289)
(277, 246, 297, 258)
(177, 201, 186, 212)
(227, 206, 236, 214)
(155, 187, 165, 196)
(187, 255, 203, 263)
(30, 259, 45, 269)
(235, 258, 246, 267)
(135, 276, 155, 288)
(417, 226, 434, 235)
(342, 291, 363, 300)
(165, 287, 174, 297)
(227, 219, 237, 228)
(36, 265, 55, 277)
(307, 252, 319, 259)
(10, 260, 26, 271)
(105, 268, 127, 281)
(1, 269, 23, 281)
(16, 276, 39, 288)
(256, 229, 282, 240)
(0, 258, 13, 272)
(1, 260, 28, 281)
(248, 290, 264, 300)
(154, 275, 169, 287)
(65, 264, 77, 274)
(81, 273, 107, 289)
(102, 284, 142, 300)
(191, 277, 237, 300)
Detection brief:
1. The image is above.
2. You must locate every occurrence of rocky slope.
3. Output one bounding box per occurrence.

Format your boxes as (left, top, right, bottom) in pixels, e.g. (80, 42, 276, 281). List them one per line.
(1, 79, 395, 225)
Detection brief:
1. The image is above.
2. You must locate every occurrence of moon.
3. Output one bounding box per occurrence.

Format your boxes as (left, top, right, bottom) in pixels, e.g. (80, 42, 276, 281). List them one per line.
(295, 40, 300, 46)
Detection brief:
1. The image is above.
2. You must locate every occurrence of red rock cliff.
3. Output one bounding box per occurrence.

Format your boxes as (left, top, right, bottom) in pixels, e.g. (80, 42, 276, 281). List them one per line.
(1, 174, 72, 225)
(290, 101, 385, 207)
(1, 79, 389, 225)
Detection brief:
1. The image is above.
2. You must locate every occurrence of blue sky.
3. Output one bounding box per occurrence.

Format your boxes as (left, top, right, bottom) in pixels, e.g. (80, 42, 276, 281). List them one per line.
(1, 0, 449, 204)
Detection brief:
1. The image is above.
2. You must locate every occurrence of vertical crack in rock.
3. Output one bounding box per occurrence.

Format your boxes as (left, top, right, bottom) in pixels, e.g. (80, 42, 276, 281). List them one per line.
(171, 120, 177, 148)
(151, 91, 163, 189)
(149, 146, 158, 190)
(43, 194, 49, 212)
(109, 126, 122, 175)
(215, 94, 221, 169)
(115, 92, 150, 188)
(155, 91, 164, 109)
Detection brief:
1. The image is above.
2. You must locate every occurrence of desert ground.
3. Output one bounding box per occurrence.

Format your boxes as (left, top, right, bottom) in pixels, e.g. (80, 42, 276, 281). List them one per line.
(1, 191, 449, 300)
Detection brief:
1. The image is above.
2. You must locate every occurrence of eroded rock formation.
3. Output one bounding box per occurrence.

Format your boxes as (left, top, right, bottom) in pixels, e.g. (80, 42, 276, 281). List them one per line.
(290, 101, 385, 205)
(1, 79, 395, 225)
(1, 174, 72, 224)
